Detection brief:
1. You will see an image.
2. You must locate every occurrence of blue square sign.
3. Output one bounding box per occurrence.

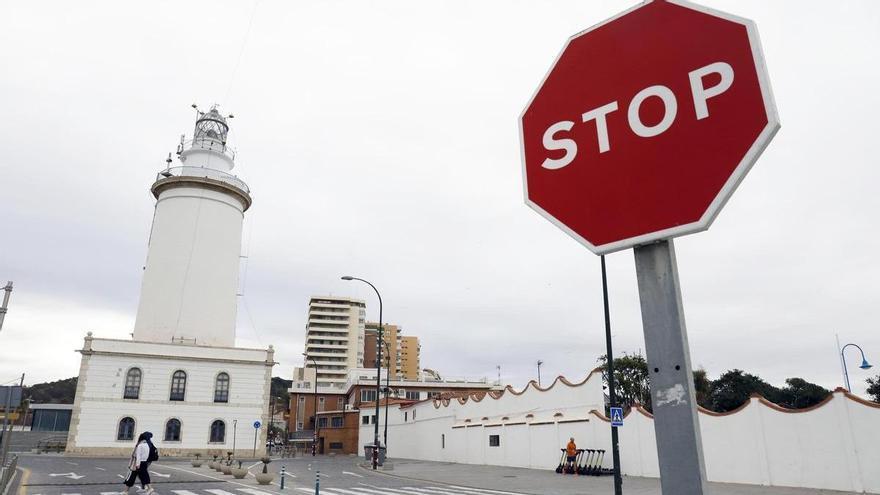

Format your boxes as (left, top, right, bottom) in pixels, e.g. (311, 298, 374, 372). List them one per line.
(610, 407, 624, 427)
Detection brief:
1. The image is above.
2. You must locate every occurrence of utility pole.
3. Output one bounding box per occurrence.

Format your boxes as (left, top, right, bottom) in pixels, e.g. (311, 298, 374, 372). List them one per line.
(0, 281, 12, 333)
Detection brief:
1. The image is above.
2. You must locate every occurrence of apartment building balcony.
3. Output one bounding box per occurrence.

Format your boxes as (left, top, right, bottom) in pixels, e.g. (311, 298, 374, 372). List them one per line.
(306, 343, 349, 350)
(309, 317, 350, 328)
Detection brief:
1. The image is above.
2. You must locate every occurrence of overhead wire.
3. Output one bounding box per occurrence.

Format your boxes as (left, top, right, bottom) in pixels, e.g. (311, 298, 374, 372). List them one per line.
(224, 0, 261, 106)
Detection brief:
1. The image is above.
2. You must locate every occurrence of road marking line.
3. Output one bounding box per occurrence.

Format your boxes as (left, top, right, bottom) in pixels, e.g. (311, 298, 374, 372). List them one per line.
(247, 462, 262, 470)
(352, 487, 421, 495)
(402, 488, 466, 495)
(297, 488, 354, 495)
(150, 470, 171, 478)
(342, 471, 364, 478)
(16, 467, 30, 495)
(171, 491, 201, 495)
(101, 492, 121, 495)
(153, 464, 284, 494)
(237, 489, 277, 495)
(95, 467, 107, 471)
(66, 462, 78, 466)
(446, 487, 527, 495)
(360, 483, 419, 495)
(206, 490, 239, 495)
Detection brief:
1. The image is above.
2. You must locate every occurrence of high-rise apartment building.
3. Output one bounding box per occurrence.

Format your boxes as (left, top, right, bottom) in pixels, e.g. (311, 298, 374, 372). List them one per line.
(399, 335, 421, 379)
(305, 296, 366, 387)
(364, 322, 420, 380)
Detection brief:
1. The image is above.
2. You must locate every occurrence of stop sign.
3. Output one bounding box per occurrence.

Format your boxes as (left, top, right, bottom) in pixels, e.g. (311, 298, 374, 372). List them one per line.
(520, 0, 779, 254)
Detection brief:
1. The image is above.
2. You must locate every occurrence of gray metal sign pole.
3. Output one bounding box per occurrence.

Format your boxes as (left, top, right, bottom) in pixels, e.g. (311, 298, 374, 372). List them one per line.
(633, 240, 707, 495)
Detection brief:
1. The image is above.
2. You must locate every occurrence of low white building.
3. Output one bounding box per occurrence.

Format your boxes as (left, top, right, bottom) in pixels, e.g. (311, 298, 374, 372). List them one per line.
(67, 106, 275, 456)
(67, 336, 273, 457)
(366, 369, 880, 493)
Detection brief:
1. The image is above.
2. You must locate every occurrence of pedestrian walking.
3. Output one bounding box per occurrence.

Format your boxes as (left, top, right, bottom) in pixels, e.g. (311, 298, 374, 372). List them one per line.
(122, 432, 156, 494)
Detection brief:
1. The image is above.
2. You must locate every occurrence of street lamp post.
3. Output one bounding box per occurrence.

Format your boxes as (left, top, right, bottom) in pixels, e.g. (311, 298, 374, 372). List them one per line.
(303, 354, 319, 456)
(840, 343, 873, 392)
(382, 340, 392, 448)
(342, 276, 383, 470)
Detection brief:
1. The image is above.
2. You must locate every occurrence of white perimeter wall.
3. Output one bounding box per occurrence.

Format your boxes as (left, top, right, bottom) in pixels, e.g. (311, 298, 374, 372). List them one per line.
(68, 337, 272, 456)
(364, 370, 880, 494)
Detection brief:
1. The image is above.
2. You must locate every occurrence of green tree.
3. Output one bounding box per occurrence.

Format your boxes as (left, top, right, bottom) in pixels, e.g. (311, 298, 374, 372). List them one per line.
(598, 352, 652, 411)
(693, 368, 712, 409)
(271, 377, 292, 398)
(23, 377, 78, 403)
(708, 369, 782, 412)
(778, 377, 830, 409)
(867, 375, 880, 403)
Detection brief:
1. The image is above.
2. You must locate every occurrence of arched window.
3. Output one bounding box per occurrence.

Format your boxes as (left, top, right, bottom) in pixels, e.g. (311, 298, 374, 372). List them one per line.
(169, 370, 187, 401)
(214, 373, 230, 403)
(117, 417, 135, 441)
(164, 418, 181, 441)
(209, 420, 226, 443)
(124, 368, 142, 399)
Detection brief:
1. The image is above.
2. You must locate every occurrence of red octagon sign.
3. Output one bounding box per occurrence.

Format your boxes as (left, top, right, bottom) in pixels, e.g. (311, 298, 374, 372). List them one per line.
(520, 0, 779, 254)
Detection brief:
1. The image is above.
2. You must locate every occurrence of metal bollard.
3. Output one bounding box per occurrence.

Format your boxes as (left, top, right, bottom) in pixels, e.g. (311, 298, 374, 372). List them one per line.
(315, 469, 320, 495)
(280, 465, 285, 489)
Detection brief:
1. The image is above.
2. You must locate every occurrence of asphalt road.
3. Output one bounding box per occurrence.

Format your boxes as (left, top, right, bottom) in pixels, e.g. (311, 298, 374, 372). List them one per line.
(12, 455, 862, 495)
(13, 455, 534, 495)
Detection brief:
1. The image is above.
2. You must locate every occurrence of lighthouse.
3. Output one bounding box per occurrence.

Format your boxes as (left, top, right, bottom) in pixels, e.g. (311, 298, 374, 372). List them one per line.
(134, 106, 251, 347)
(67, 107, 274, 457)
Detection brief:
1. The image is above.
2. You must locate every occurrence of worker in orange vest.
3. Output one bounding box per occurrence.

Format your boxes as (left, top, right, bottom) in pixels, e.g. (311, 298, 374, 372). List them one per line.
(565, 437, 577, 472)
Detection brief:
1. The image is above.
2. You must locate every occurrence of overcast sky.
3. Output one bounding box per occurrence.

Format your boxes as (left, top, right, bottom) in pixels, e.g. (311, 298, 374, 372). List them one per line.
(1, 0, 878, 397)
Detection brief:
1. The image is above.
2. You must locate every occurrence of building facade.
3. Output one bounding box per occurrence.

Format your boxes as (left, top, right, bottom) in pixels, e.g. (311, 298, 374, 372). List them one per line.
(304, 296, 366, 387)
(364, 323, 420, 380)
(67, 107, 274, 456)
(287, 367, 493, 455)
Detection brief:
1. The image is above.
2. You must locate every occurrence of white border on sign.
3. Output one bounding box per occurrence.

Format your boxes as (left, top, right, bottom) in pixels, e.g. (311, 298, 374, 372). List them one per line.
(518, 0, 781, 255)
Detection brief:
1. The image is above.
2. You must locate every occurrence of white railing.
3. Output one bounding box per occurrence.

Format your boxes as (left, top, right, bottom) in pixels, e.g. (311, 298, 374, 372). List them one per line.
(0, 455, 17, 494)
(184, 137, 236, 161)
(156, 166, 249, 194)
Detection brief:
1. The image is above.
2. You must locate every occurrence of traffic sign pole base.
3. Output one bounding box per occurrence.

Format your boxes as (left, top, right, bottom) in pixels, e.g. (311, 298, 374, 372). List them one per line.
(634, 239, 708, 495)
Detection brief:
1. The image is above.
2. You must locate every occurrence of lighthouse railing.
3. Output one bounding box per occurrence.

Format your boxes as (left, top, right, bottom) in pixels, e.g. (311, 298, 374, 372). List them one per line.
(156, 166, 250, 194)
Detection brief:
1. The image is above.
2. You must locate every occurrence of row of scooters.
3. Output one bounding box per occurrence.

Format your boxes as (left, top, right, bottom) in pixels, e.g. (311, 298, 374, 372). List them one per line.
(555, 448, 613, 476)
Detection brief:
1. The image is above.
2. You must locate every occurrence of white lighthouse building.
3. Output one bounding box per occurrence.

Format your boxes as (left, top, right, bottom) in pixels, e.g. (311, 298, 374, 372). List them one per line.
(67, 107, 275, 457)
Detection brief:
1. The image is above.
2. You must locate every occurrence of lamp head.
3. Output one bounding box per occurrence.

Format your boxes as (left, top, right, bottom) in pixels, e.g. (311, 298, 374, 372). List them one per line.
(860, 359, 872, 370)
(341, 276, 354, 281)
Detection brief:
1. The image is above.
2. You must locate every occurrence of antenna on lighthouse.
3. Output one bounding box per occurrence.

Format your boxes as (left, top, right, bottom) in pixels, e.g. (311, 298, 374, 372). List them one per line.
(160, 153, 174, 178)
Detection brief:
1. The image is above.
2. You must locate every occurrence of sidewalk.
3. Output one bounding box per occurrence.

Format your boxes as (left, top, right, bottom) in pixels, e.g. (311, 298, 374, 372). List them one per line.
(378, 458, 862, 495)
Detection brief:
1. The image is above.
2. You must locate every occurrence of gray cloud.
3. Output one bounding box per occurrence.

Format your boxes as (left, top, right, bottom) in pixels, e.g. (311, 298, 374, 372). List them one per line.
(1, 0, 878, 396)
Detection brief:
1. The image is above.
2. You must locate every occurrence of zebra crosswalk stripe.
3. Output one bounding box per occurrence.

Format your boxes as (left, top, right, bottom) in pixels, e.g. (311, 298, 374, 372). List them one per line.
(446, 486, 527, 495)
(403, 487, 476, 495)
(237, 489, 277, 495)
(171, 491, 201, 495)
(352, 486, 421, 495)
(347, 487, 421, 495)
(205, 490, 239, 495)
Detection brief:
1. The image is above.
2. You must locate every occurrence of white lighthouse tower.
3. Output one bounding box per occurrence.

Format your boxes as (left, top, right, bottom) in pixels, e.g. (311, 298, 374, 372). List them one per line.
(67, 107, 274, 457)
(134, 106, 251, 347)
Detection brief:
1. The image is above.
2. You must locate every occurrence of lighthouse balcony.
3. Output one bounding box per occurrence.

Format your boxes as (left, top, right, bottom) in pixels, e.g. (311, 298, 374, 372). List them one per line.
(156, 166, 250, 194)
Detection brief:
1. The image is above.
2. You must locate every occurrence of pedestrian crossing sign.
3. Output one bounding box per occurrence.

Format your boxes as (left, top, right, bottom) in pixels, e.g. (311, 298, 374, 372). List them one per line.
(610, 407, 624, 427)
